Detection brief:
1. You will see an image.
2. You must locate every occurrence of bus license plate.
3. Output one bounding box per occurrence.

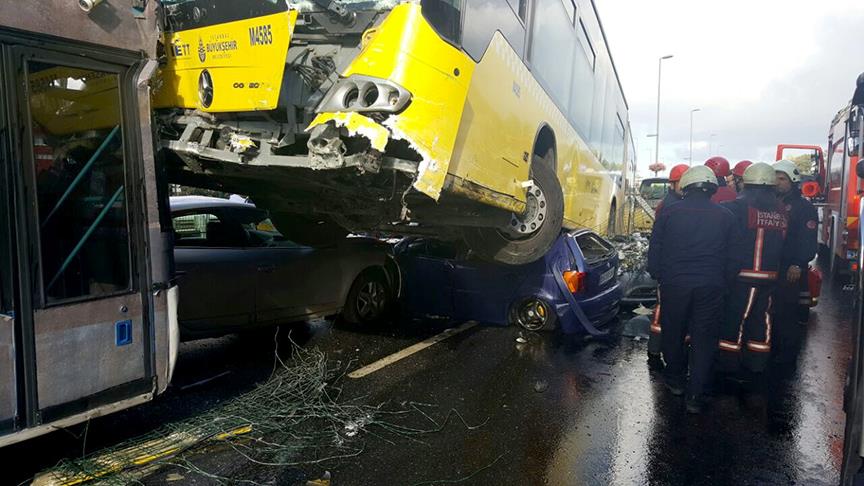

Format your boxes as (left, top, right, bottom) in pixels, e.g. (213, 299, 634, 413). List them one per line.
(600, 267, 615, 285)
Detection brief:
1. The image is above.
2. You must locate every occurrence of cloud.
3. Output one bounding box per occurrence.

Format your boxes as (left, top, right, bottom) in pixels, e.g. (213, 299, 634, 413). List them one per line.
(598, 0, 864, 172)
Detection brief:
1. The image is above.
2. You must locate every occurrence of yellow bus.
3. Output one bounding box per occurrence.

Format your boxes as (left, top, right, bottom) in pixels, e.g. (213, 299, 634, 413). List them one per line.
(156, 0, 633, 264)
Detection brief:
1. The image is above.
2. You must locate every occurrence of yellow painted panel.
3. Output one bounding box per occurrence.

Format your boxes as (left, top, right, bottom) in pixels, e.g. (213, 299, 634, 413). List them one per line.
(449, 32, 614, 230)
(152, 10, 297, 112)
(310, 4, 475, 200)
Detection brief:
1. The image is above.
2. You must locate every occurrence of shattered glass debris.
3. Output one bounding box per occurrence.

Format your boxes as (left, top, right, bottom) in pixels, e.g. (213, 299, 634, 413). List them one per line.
(610, 232, 650, 275)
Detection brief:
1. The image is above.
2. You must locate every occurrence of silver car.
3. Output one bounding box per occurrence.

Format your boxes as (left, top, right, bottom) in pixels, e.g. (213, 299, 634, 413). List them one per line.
(171, 196, 398, 339)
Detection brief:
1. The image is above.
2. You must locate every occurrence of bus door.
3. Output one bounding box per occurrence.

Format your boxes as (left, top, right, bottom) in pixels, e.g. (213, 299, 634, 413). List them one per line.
(1, 43, 153, 434)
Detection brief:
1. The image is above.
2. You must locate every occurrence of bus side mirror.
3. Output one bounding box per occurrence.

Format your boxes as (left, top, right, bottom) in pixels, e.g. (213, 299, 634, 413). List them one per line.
(857, 159, 864, 179)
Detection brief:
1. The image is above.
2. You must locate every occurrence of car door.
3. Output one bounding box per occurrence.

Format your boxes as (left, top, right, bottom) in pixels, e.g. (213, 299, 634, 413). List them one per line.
(450, 254, 529, 324)
(173, 208, 256, 334)
(249, 212, 342, 323)
(396, 239, 455, 318)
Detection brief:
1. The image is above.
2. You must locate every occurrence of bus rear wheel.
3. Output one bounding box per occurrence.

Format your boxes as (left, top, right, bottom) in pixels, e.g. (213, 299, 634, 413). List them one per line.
(463, 157, 564, 265)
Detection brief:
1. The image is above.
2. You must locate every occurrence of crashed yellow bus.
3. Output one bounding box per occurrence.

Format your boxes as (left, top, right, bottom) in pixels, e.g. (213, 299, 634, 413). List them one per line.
(156, 0, 633, 264)
(0, 2, 178, 447)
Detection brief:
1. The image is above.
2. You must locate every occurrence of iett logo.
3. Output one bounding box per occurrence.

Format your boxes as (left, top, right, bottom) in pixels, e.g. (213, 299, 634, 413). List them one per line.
(198, 38, 206, 62)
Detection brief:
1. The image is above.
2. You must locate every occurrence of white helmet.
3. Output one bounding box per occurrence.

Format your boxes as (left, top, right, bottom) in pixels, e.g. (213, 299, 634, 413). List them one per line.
(679, 166, 718, 192)
(743, 162, 777, 186)
(774, 159, 802, 184)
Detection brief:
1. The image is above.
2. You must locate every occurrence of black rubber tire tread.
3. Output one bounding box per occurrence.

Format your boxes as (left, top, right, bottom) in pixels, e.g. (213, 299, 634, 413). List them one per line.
(463, 154, 564, 265)
(509, 298, 558, 331)
(607, 202, 617, 235)
(342, 268, 392, 325)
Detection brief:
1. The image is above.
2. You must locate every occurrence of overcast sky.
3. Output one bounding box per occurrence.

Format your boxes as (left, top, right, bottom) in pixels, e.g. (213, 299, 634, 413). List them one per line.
(597, 0, 864, 175)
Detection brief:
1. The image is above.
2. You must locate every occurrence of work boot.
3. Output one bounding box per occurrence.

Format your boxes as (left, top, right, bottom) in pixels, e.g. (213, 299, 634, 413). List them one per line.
(664, 375, 685, 396)
(685, 395, 705, 414)
(647, 352, 664, 371)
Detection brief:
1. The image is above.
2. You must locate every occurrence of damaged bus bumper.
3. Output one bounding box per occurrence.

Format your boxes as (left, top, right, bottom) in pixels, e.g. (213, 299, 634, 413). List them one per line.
(307, 3, 475, 201)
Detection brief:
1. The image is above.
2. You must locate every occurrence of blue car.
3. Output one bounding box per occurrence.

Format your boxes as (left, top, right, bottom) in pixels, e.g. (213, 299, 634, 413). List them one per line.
(395, 230, 622, 335)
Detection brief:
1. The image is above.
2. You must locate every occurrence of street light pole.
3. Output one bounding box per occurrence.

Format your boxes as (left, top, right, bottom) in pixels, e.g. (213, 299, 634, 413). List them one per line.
(654, 54, 674, 166)
(689, 108, 701, 166)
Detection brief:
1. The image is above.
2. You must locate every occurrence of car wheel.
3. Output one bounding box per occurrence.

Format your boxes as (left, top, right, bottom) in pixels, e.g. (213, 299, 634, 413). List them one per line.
(510, 298, 557, 332)
(463, 155, 564, 266)
(343, 269, 392, 325)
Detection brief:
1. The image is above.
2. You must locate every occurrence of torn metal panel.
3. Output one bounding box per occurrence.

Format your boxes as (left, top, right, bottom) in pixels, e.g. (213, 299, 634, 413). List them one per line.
(444, 175, 527, 215)
(308, 3, 476, 201)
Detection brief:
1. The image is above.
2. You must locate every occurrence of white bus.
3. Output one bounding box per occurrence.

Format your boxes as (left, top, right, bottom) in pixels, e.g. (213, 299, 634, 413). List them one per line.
(0, 0, 177, 447)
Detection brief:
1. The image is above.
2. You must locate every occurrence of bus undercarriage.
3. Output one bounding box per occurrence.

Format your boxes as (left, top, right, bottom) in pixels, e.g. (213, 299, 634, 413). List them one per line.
(155, 0, 548, 259)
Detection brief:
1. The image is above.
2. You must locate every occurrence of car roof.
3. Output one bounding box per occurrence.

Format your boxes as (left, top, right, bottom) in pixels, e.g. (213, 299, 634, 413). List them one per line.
(169, 196, 256, 212)
(640, 178, 669, 185)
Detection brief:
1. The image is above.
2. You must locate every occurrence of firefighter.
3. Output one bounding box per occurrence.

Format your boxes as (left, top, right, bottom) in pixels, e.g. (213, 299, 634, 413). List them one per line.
(717, 163, 788, 381)
(732, 160, 753, 193)
(772, 159, 818, 367)
(647, 165, 738, 413)
(648, 163, 690, 370)
(705, 156, 738, 203)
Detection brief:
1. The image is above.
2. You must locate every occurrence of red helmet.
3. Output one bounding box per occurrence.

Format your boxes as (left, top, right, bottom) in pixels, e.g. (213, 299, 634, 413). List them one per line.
(669, 163, 689, 182)
(732, 160, 753, 177)
(704, 157, 731, 177)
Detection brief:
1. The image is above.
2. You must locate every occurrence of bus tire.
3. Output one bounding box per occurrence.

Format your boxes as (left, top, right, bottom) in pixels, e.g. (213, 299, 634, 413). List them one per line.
(607, 201, 617, 235)
(463, 157, 564, 265)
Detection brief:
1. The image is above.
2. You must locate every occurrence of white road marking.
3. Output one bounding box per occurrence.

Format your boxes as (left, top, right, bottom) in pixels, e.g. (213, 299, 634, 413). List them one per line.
(347, 321, 479, 379)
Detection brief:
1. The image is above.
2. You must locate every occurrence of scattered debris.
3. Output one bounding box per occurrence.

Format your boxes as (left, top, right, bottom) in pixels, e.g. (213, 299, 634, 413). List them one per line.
(36, 335, 492, 485)
(622, 315, 651, 339)
(533, 380, 549, 393)
(306, 471, 332, 486)
(177, 370, 231, 391)
(610, 233, 650, 275)
(228, 133, 255, 153)
(632, 305, 655, 316)
(344, 415, 373, 437)
(35, 340, 383, 485)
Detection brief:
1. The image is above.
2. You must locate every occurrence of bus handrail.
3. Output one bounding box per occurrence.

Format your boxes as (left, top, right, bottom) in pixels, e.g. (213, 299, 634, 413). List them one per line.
(41, 125, 119, 228)
(46, 185, 124, 291)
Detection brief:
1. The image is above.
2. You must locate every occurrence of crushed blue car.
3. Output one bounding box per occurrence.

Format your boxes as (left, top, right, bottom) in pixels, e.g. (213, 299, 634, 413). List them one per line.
(395, 230, 622, 335)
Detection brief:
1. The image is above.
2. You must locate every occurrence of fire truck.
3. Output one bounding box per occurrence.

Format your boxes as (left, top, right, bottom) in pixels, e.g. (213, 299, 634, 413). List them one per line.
(776, 74, 864, 276)
(823, 100, 863, 275)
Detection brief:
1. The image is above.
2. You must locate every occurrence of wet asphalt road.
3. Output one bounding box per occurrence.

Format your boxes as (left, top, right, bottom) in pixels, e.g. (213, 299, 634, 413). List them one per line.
(6, 270, 855, 485)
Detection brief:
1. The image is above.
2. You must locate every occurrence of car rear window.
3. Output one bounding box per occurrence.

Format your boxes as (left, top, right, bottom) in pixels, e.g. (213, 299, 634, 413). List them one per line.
(575, 233, 615, 264)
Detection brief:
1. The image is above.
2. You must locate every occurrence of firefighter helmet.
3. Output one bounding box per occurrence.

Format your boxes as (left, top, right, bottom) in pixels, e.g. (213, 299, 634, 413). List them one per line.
(704, 156, 731, 177)
(743, 162, 776, 186)
(680, 165, 718, 192)
(669, 164, 689, 182)
(732, 160, 753, 177)
(774, 159, 802, 183)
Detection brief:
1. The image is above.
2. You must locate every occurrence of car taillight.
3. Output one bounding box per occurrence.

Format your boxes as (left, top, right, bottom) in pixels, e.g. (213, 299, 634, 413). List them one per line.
(563, 271, 586, 293)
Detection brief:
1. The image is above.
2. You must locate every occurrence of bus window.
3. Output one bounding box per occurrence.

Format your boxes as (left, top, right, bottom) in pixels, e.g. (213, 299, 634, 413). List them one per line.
(530, 0, 576, 108)
(462, 0, 526, 60)
(27, 62, 132, 304)
(421, 0, 462, 45)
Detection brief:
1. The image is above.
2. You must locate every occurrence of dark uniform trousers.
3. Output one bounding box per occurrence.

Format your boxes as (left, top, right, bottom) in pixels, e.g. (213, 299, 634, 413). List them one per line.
(659, 284, 723, 396)
(648, 289, 663, 356)
(772, 276, 808, 366)
(647, 192, 683, 359)
(718, 282, 775, 374)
